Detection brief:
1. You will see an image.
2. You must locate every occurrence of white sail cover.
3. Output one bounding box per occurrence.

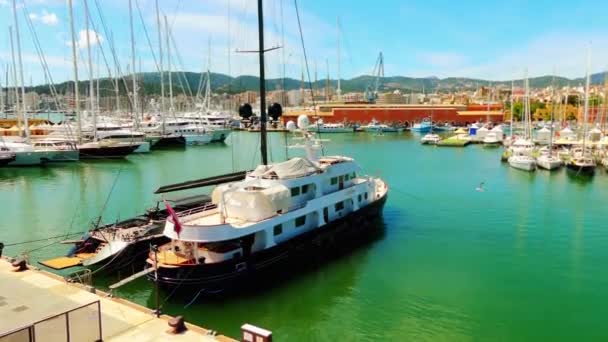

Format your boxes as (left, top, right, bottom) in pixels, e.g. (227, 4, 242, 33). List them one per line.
(223, 185, 291, 222)
(250, 157, 318, 179)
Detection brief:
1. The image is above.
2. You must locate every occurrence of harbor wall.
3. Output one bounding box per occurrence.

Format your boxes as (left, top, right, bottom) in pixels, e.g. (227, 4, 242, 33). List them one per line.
(283, 104, 505, 125)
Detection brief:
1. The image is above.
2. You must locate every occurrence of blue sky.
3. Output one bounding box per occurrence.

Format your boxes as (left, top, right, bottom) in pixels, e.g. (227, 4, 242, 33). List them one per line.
(1, 0, 608, 85)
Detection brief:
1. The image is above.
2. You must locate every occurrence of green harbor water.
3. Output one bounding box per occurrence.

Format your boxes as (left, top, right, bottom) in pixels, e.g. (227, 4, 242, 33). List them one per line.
(2, 131, 608, 341)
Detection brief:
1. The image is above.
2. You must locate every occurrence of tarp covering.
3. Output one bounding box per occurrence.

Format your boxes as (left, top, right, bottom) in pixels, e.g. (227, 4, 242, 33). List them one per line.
(222, 184, 291, 222)
(250, 157, 318, 179)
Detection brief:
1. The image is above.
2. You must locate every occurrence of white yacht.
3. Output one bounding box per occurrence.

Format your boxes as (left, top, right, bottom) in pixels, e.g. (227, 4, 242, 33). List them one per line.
(1, 140, 79, 166)
(483, 132, 502, 146)
(508, 152, 536, 171)
(141, 117, 212, 145)
(83, 123, 150, 153)
(0, 147, 16, 166)
(360, 118, 402, 133)
(309, 120, 353, 133)
(420, 133, 441, 145)
(536, 148, 562, 170)
(146, 116, 388, 291)
(198, 112, 233, 142)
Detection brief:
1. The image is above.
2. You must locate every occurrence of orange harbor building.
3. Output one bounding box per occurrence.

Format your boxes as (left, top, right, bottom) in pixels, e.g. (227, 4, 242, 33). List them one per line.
(282, 103, 505, 126)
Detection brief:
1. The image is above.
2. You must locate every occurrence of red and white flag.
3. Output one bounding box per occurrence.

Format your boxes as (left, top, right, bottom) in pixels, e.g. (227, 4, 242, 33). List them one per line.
(163, 200, 182, 237)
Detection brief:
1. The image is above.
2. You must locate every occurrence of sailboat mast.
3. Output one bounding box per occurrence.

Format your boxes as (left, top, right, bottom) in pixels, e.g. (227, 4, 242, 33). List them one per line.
(336, 17, 342, 101)
(164, 15, 173, 114)
(129, 0, 138, 127)
(280, 0, 286, 106)
(68, 0, 81, 142)
(0, 67, 3, 117)
(549, 72, 556, 149)
(510, 80, 514, 139)
(257, 0, 268, 165)
(155, 0, 165, 131)
(582, 49, 591, 153)
(96, 50, 100, 113)
(8, 26, 20, 129)
(206, 38, 211, 112)
(84, 0, 96, 141)
(12, 0, 30, 140)
(111, 32, 120, 113)
(486, 82, 491, 124)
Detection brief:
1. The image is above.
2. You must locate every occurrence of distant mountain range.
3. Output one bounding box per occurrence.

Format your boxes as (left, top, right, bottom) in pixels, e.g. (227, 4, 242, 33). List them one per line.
(140, 71, 608, 93)
(26, 71, 608, 96)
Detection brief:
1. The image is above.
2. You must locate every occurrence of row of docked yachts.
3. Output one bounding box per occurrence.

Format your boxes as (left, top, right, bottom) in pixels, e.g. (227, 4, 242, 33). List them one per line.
(0, 112, 233, 167)
(503, 130, 608, 175)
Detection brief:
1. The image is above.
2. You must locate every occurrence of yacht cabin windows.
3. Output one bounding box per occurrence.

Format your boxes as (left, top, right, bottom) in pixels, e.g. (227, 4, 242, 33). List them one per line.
(302, 184, 310, 194)
(273, 224, 283, 236)
(295, 215, 306, 227)
(291, 187, 300, 197)
(330, 177, 338, 185)
(335, 201, 345, 211)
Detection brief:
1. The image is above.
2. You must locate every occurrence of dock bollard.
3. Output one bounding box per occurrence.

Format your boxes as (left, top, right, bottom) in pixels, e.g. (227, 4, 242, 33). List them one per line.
(241, 324, 272, 342)
(168, 316, 187, 334)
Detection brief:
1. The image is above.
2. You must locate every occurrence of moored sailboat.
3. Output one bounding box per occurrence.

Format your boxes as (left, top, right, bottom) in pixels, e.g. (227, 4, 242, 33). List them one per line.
(566, 49, 596, 176)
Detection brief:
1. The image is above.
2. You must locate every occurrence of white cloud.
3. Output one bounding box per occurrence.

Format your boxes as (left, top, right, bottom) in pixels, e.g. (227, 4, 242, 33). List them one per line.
(41, 11, 58, 25)
(0, 0, 8, 7)
(28, 10, 59, 25)
(65, 29, 104, 49)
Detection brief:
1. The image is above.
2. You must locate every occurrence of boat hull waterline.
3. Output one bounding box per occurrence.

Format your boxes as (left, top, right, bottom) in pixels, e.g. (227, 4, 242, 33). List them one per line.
(147, 193, 388, 292)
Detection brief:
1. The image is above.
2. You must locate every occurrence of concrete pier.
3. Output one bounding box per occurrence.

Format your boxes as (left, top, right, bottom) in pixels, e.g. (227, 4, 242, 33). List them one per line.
(0, 258, 235, 341)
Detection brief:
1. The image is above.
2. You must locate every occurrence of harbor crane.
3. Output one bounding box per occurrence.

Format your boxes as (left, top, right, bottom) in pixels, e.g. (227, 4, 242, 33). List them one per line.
(365, 52, 384, 103)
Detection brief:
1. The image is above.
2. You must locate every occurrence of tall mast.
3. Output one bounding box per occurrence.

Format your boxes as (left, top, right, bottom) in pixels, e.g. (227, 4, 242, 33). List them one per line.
(206, 38, 211, 112)
(336, 17, 342, 101)
(486, 82, 490, 124)
(300, 60, 304, 105)
(602, 67, 608, 132)
(257, 0, 268, 165)
(582, 48, 591, 153)
(280, 0, 286, 106)
(155, 0, 165, 131)
(524, 68, 529, 140)
(9, 27, 19, 127)
(96, 50, 100, 113)
(110, 32, 120, 113)
(129, 0, 138, 127)
(68, 0, 81, 142)
(314, 62, 318, 99)
(84, 0, 96, 141)
(325, 59, 330, 101)
(4, 64, 8, 117)
(163, 15, 174, 114)
(549, 70, 556, 150)
(12, 0, 30, 140)
(164, 15, 173, 115)
(510, 80, 514, 139)
(0, 66, 3, 117)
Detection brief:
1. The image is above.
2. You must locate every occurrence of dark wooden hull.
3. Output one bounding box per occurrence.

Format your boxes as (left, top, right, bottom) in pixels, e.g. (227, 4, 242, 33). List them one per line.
(152, 136, 186, 149)
(71, 195, 212, 274)
(148, 193, 388, 294)
(0, 154, 16, 166)
(79, 145, 139, 159)
(566, 163, 595, 176)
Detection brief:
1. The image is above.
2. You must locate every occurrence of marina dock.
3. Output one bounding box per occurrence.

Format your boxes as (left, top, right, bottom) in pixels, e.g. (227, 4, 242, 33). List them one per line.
(0, 258, 236, 342)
